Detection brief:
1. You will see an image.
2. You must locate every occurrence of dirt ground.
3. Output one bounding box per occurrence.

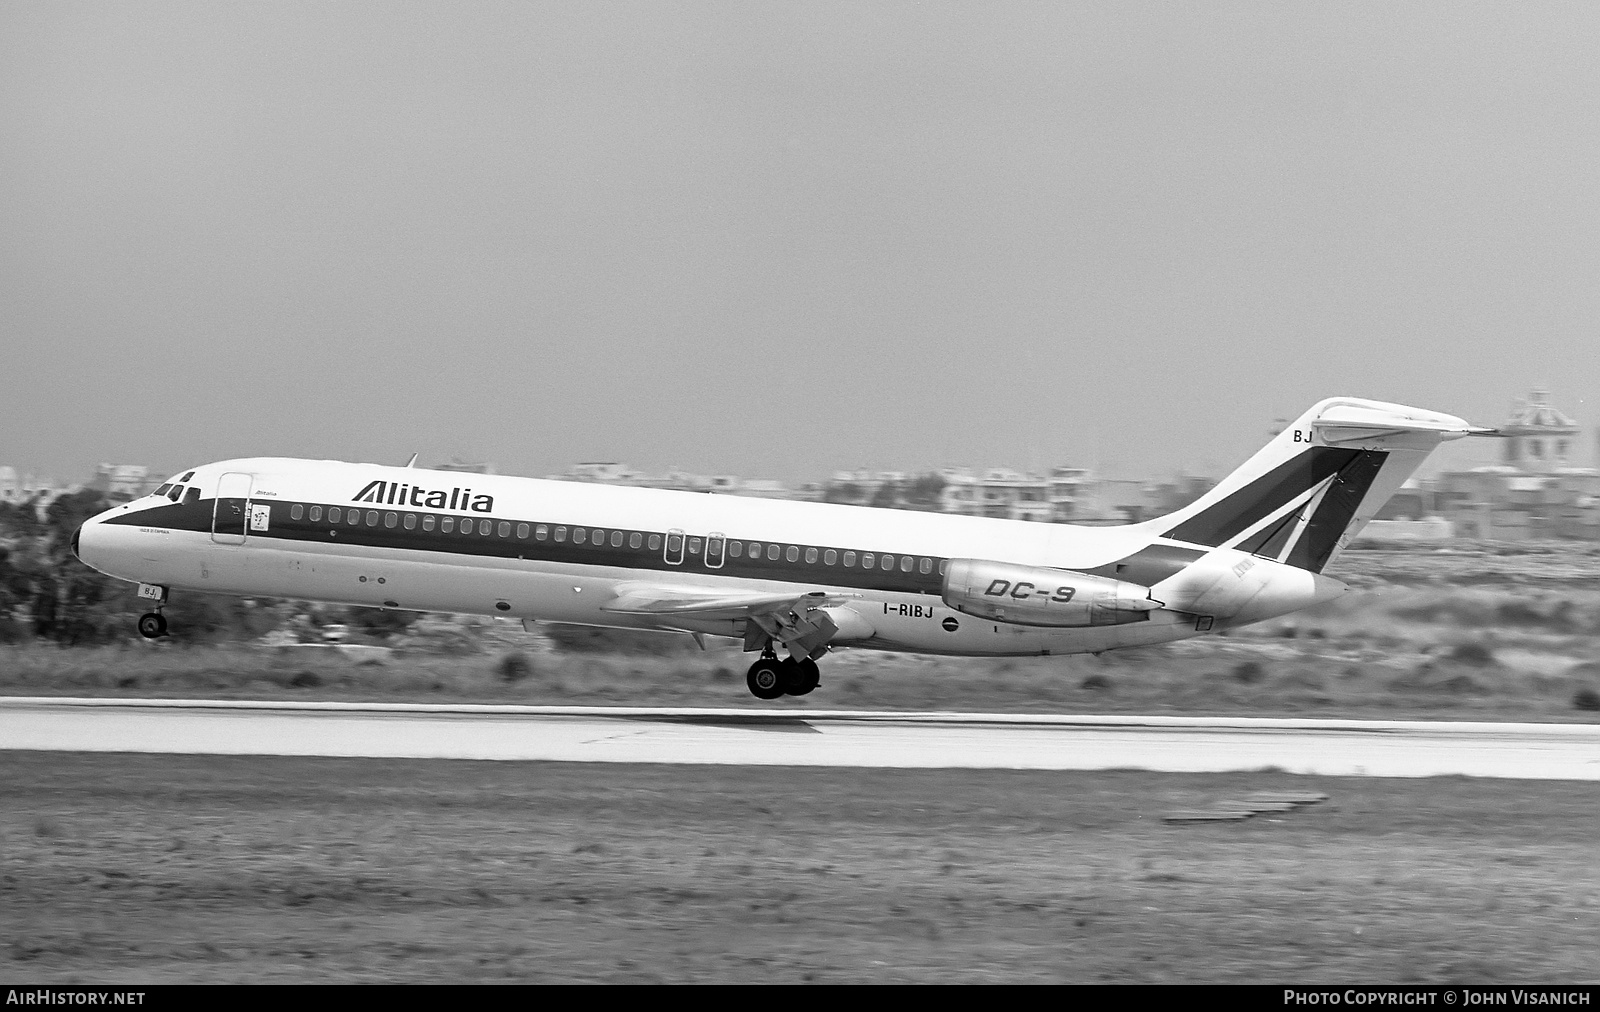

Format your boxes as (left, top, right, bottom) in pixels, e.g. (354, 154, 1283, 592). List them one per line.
(2, 752, 1597, 983)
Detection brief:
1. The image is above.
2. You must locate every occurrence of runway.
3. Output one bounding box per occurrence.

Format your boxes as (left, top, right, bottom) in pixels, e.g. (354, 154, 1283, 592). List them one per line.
(3, 696, 1598, 779)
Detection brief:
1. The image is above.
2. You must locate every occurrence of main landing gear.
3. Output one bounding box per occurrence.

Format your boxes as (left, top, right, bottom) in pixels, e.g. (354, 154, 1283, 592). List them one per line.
(137, 612, 168, 639)
(745, 652, 821, 700)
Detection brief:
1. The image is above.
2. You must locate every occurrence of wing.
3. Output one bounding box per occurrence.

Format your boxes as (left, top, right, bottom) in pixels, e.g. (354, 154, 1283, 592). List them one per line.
(601, 583, 858, 621)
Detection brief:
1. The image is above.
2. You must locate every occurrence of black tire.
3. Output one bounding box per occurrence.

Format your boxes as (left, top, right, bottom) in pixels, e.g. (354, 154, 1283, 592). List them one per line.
(746, 659, 787, 700)
(137, 613, 167, 639)
(787, 658, 820, 696)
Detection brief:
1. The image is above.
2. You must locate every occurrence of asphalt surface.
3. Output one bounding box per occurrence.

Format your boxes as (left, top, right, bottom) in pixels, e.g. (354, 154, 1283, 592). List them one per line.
(4, 696, 1598, 778)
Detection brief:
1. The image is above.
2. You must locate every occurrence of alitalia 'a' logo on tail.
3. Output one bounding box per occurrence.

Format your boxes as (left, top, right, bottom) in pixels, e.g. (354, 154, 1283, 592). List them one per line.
(353, 480, 494, 513)
(1162, 446, 1387, 573)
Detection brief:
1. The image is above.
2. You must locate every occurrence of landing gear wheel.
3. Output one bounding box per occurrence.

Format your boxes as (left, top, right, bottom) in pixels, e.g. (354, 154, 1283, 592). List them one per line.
(746, 657, 787, 700)
(137, 612, 167, 639)
(787, 658, 820, 696)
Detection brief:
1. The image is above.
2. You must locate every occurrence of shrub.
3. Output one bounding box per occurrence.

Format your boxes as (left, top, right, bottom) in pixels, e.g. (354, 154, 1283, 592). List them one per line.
(345, 606, 422, 640)
(1232, 661, 1266, 684)
(1079, 673, 1111, 691)
(1573, 688, 1600, 712)
(497, 651, 533, 682)
(1449, 641, 1495, 666)
(542, 623, 698, 655)
(289, 670, 322, 688)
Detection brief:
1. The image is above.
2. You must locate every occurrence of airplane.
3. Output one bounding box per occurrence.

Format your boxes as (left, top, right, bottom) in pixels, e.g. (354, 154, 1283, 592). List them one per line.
(72, 397, 1493, 699)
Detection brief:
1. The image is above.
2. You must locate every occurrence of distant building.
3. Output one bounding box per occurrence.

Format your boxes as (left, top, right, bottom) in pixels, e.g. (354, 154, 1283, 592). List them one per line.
(436, 460, 496, 475)
(559, 462, 639, 484)
(1352, 518, 1455, 545)
(89, 463, 151, 499)
(1434, 389, 1600, 541)
(940, 468, 1054, 522)
(545, 462, 800, 500)
(0, 467, 76, 515)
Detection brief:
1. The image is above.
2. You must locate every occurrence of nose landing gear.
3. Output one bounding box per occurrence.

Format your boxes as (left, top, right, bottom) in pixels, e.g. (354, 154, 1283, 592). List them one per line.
(744, 653, 821, 699)
(134, 583, 170, 639)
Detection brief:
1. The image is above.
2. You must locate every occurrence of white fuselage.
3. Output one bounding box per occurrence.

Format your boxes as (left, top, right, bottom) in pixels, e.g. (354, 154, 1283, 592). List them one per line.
(76, 457, 1346, 657)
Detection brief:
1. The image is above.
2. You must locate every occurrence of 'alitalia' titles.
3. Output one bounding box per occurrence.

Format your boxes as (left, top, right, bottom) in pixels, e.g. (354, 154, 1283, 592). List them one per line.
(353, 480, 494, 513)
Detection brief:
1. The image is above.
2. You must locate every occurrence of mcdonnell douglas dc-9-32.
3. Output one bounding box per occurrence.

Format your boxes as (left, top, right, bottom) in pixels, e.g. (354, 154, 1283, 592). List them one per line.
(74, 397, 1492, 699)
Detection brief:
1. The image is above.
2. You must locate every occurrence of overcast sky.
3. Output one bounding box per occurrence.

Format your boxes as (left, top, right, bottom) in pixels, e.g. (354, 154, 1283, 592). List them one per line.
(5, 2, 1598, 486)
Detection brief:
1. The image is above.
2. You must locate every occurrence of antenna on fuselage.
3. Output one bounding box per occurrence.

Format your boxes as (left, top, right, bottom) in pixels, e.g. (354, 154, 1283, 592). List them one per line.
(403, 453, 418, 468)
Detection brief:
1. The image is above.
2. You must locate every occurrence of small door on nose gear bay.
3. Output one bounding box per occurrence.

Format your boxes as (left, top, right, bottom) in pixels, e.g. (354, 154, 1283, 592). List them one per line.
(211, 472, 253, 545)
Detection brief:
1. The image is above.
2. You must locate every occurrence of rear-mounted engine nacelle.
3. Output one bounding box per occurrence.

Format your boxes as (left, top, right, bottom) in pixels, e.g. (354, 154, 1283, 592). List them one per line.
(941, 559, 1162, 627)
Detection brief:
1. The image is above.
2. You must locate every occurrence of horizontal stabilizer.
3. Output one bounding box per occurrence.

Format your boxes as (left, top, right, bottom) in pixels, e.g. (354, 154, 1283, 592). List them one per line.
(1313, 403, 1498, 446)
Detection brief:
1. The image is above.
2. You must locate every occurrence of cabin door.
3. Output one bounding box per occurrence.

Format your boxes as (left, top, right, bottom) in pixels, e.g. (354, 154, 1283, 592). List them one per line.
(211, 472, 254, 545)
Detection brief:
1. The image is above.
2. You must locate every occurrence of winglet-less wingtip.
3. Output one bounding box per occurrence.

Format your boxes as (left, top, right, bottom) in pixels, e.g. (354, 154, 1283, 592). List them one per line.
(403, 453, 419, 468)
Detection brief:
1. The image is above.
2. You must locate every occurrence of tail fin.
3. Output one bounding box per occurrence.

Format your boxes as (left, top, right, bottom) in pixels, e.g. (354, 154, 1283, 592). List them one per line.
(1145, 398, 1494, 574)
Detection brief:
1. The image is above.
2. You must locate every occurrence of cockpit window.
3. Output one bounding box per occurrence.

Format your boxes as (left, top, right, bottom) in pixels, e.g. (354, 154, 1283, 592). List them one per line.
(183, 487, 200, 505)
(154, 484, 173, 497)
(167, 486, 182, 501)
(179, 472, 195, 483)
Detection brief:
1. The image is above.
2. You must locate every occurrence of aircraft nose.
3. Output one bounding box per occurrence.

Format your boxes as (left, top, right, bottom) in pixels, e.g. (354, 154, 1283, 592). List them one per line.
(71, 523, 83, 560)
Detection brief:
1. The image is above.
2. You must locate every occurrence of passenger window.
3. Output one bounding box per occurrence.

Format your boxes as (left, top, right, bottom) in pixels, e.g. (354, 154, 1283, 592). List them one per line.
(309, 506, 323, 522)
(348, 511, 362, 526)
(748, 543, 761, 558)
(291, 504, 304, 520)
(555, 526, 567, 542)
(517, 523, 529, 539)
(404, 514, 417, 530)
(611, 531, 624, 548)
(496, 521, 508, 537)
(442, 517, 454, 532)
(919, 558, 932, 574)
(463, 519, 476, 535)
(938, 560, 948, 575)
(184, 487, 200, 505)
(882, 555, 894, 571)
(535, 524, 548, 540)
(574, 528, 587, 545)
(824, 549, 837, 565)
(767, 544, 780, 561)
(900, 556, 913, 572)
(805, 548, 818, 564)
(689, 537, 703, 554)
(479, 519, 492, 535)
(365, 511, 378, 526)
(862, 553, 874, 568)
(729, 541, 743, 558)
(629, 532, 641, 549)
(647, 534, 660, 550)
(844, 552, 856, 567)
(385, 512, 397, 528)
(423, 515, 435, 531)
(591, 529, 603, 543)
(329, 507, 342, 523)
